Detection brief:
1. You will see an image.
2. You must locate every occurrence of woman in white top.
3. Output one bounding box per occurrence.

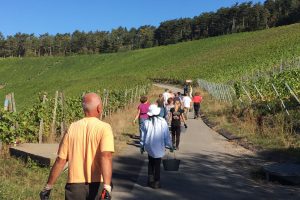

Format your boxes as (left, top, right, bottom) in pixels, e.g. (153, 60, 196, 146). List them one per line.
(182, 93, 192, 120)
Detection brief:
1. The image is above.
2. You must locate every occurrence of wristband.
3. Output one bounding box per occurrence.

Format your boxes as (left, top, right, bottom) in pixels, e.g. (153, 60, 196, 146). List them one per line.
(104, 184, 112, 193)
(44, 184, 53, 191)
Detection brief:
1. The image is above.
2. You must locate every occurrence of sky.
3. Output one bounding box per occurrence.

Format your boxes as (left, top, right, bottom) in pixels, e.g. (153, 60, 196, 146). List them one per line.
(0, 0, 264, 36)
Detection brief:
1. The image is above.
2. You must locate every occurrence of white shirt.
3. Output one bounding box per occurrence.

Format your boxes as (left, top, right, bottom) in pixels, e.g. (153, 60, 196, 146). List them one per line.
(162, 92, 170, 105)
(182, 96, 192, 108)
(140, 116, 172, 158)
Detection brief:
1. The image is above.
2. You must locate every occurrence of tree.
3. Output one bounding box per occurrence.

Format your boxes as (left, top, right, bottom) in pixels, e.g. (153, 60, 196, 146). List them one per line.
(0, 32, 5, 57)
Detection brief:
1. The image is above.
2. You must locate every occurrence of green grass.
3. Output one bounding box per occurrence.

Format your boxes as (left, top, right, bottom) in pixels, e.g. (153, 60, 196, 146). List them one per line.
(1, 23, 300, 110)
(0, 153, 66, 200)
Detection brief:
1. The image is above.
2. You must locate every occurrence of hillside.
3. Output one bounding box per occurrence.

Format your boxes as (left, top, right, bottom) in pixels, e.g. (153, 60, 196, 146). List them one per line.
(1, 23, 300, 109)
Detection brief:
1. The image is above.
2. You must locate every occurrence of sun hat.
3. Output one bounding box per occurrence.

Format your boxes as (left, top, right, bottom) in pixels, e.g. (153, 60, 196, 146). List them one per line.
(147, 104, 161, 116)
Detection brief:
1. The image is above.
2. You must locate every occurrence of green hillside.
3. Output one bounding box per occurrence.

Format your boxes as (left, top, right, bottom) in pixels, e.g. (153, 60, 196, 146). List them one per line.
(1, 23, 300, 109)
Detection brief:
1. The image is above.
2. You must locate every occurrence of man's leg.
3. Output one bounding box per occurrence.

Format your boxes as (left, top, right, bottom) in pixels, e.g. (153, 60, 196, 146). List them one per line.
(88, 182, 103, 200)
(154, 158, 161, 181)
(148, 155, 155, 185)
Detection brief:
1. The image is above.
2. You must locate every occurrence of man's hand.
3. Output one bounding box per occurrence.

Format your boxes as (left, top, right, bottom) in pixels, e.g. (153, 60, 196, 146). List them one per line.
(140, 146, 144, 154)
(184, 123, 188, 129)
(39, 185, 52, 200)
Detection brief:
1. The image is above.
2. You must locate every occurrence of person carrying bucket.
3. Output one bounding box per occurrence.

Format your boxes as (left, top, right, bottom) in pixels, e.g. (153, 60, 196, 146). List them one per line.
(140, 104, 173, 189)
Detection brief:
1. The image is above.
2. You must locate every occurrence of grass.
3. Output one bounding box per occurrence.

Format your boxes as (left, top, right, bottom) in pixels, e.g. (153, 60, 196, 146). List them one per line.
(1, 24, 300, 110)
(0, 150, 66, 200)
(197, 87, 300, 161)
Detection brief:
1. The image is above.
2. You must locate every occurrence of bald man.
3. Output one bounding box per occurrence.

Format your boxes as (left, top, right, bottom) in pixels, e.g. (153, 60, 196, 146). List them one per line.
(40, 93, 114, 200)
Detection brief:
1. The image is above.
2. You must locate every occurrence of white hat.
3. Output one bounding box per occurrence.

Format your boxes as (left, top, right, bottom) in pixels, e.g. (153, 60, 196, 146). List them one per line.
(147, 104, 161, 116)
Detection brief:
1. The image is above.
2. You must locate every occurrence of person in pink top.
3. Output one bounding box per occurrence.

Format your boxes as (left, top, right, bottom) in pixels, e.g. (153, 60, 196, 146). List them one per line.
(192, 92, 203, 119)
(134, 96, 150, 136)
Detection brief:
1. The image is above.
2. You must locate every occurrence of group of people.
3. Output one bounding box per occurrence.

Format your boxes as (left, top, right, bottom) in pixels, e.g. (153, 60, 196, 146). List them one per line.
(39, 86, 203, 200)
(134, 87, 203, 189)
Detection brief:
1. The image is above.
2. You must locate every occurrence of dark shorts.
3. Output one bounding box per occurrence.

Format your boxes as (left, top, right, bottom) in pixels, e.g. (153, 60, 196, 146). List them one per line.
(65, 182, 103, 200)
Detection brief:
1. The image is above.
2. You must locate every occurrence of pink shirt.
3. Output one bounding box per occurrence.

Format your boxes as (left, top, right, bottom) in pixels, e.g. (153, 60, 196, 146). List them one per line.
(138, 103, 150, 119)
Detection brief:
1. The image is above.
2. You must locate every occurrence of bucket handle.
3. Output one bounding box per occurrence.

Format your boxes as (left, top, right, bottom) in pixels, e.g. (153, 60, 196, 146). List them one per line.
(166, 150, 176, 160)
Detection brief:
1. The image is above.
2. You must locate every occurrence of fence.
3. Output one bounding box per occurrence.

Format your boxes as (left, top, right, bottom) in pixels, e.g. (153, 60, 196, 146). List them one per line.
(1, 84, 150, 145)
(230, 56, 300, 84)
(197, 79, 235, 103)
(197, 66, 300, 116)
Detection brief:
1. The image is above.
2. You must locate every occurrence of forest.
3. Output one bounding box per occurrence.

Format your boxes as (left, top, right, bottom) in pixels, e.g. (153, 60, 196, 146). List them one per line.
(0, 0, 299, 57)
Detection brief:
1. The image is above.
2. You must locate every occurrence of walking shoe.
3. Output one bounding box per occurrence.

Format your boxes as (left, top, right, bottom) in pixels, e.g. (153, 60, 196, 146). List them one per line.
(147, 175, 154, 186)
(150, 181, 161, 189)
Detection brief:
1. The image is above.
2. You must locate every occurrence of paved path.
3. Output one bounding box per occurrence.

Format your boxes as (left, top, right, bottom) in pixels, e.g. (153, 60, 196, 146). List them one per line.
(113, 84, 300, 200)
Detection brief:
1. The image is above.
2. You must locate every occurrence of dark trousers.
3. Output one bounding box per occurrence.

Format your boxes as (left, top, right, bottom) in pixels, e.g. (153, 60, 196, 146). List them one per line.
(65, 182, 103, 200)
(194, 103, 200, 118)
(148, 155, 162, 182)
(171, 125, 181, 148)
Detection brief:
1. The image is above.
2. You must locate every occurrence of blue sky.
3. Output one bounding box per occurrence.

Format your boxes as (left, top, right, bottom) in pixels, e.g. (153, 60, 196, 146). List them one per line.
(0, 0, 263, 36)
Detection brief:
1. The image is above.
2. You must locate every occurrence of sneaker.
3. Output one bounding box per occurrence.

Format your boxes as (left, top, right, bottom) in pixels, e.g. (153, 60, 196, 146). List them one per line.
(150, 181, 161, 189)
(147, 175, 154, 186)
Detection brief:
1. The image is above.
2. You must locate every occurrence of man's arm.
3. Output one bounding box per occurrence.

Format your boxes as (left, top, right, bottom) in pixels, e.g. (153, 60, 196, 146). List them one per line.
(46, 157, 67, 185)
(101, 151, 113, 186)
(163, 121, 172, 148)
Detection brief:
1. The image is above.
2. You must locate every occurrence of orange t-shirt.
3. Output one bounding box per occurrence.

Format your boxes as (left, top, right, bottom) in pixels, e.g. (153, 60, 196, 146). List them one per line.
(58, 117, 115, 183)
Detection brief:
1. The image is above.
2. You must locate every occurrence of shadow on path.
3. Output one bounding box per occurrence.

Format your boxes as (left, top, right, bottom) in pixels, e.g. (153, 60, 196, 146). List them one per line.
(120, 151, 300, 200)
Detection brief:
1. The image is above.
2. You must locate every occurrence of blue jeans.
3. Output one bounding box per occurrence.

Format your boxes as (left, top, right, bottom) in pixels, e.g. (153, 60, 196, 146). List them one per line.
(139, 118, 147, 137)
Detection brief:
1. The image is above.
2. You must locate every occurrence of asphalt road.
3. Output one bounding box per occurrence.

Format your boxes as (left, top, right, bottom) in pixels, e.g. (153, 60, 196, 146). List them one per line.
(112, 84, 300, 200)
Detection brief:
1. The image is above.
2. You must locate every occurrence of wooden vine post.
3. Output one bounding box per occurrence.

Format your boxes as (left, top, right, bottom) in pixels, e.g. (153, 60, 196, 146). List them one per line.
(60, 92, 65, 138)
(51, 91, 59, 141)
(38, 95, 47, 144)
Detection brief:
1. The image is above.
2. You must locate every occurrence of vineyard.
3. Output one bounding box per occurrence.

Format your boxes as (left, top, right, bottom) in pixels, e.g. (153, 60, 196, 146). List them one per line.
(1, 23, 300, 146)
(1, 24, 300, 110)
(0, 85, 149, 145)
(197, 57, 300, 144)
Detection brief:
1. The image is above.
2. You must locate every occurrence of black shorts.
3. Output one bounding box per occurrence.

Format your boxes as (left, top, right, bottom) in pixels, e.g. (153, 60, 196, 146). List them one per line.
(65, 182, 103, 200)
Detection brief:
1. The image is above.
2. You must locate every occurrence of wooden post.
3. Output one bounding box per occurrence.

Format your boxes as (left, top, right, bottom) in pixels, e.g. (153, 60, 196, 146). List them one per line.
(7, 94, 12, 111)
(4, 95, 9, 111)
(271, 84, 289, 115)
(60, 92, 65, 138)
(11, 92, 16, 113)
(51, 91, 59, 140)
(131, 89, 134, 104)
(285, 83, 300, 104)
(124, 89, 128, 108)
(39, 95, 47, 144)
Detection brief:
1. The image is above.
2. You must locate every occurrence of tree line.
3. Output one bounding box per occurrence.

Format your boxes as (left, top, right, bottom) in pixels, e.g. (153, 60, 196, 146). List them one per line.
(0, 0, 299, 58)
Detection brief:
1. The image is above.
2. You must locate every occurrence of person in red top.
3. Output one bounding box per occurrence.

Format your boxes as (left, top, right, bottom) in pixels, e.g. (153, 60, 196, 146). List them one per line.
(192, 92, 203, 119)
